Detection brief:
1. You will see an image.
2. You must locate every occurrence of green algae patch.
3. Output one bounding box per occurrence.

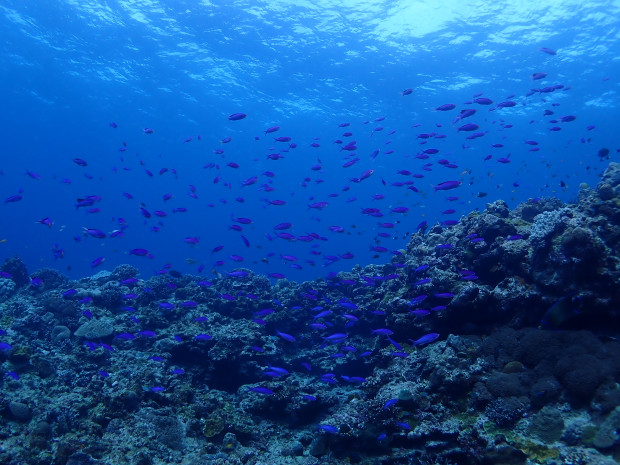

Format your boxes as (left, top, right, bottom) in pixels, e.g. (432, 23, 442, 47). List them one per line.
(511, 437, 559, 463)
(482, 420, 516, 441)
(203, 416, 226, 438)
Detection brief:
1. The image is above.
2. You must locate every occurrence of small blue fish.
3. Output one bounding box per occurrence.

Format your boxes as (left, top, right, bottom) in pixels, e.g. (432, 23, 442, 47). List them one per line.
(371, 328, 393, 336)
(318, 424, 338, 434)
(434, 292, 454, 299)
(0, 342, 13, 351)
(323, 333, 347, 343)
(248, 386, 274, 395)
(276, 330, 296, 342)
(410, 333, 440, 346)
(383, 399, 398, 409)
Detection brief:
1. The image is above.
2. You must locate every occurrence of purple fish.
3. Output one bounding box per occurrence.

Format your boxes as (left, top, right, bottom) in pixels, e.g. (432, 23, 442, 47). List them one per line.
(496, 101, 516, 109)
(62, 289, 78, 298)
(180, 300, 198, 308)
(458, 123, 480, 132)
(276, 330, 296, 342)
(371, 328, 394, 336)
(0, 342, 13, 351)
(138, 330, 156, 338)
(436, 103, 456, 111)
(83, 228, 106, 239)
(383, 399, 398, 409)
(130, 248, 150, 257)
(5, 194, 23, 203)
(323, 333, 347, 343)
(318, 424, 339, 434)
(228, 113, 247, 120)
(90, 257, 105, 268)
(410, 333, 440, 346)
(227, 270, 249, 278)
(248, 386, 274, 395)
(540, 47, 556, 55)
(433, 180, 462, 191)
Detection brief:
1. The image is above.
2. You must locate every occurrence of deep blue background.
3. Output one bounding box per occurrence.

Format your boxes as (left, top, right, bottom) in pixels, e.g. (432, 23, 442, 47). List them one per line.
(0, 0, 618, 282)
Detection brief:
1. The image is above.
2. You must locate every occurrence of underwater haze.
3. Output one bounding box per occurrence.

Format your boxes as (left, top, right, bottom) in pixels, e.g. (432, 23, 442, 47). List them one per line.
(2, 2, 620, 465)
(1, 0, 618, 280)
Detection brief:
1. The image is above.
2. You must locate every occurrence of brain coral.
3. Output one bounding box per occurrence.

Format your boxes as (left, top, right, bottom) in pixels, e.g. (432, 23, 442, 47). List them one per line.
(74, 319, 114, 339)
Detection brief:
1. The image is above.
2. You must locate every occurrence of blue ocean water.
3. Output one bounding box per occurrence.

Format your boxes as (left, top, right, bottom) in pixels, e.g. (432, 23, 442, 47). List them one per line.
(0, 0, 618, 282)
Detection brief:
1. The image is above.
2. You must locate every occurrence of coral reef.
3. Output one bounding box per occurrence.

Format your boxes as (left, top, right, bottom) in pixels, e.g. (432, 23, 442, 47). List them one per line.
(0, 163, 620, 464)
